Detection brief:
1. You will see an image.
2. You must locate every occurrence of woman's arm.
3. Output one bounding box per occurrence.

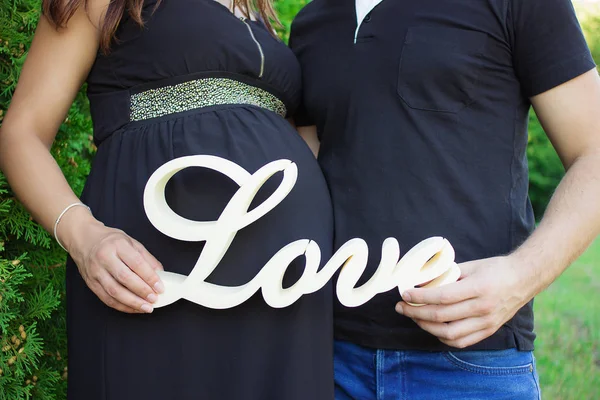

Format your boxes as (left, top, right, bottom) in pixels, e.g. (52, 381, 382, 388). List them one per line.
(296, 125, 320, 157)
(1, 8, 100, 232)
(0, 5, 164, 314)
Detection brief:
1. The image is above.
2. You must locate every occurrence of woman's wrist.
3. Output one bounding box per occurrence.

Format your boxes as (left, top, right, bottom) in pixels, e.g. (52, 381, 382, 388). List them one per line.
(55, 206, 103, 255)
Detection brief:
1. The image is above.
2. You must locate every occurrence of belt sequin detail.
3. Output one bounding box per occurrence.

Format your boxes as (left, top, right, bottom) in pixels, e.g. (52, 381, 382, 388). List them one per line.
(129, 78, 287, 121)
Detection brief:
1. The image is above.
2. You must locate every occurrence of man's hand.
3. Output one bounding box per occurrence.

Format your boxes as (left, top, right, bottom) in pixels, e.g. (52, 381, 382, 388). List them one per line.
(395, 255, 536, 348)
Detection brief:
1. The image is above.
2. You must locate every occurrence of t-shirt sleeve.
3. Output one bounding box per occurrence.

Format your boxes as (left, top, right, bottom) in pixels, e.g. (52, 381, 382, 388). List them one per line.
(288, 19, 316, 127)
(510, 0, 596, 97)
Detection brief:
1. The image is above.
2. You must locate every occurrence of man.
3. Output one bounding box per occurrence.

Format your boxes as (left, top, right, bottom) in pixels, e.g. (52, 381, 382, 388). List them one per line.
(289, 0, 600, 398)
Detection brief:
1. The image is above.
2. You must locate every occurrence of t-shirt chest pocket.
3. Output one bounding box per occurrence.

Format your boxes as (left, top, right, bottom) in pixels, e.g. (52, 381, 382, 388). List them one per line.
(397, 27, 488, 113)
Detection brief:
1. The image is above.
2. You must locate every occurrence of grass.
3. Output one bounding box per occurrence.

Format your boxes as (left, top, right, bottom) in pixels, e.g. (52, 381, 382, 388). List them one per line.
(534, 237, 600, 399)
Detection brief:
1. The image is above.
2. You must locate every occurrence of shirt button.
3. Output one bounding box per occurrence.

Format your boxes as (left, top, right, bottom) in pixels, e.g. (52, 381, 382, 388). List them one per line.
(364, 14, 371, 23)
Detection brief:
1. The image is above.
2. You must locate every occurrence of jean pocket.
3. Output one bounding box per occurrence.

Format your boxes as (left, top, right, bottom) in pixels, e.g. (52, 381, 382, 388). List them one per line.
(397, 27, 488, 113)
(443, 349, 534, 376)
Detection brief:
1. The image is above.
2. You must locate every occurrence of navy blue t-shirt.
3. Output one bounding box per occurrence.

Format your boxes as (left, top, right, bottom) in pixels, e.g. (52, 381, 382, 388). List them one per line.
(289, 0, 596, 351)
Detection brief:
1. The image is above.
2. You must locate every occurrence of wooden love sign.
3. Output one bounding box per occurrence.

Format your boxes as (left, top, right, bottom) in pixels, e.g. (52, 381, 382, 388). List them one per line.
(143, 156, 461, 309)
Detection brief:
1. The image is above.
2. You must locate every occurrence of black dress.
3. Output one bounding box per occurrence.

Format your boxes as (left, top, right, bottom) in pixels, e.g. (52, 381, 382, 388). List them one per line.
(65, 1, 334, 398)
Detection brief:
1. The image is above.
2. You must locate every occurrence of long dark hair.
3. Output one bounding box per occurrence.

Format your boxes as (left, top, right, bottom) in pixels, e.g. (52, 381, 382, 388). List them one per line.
(42, 0, 279, 53)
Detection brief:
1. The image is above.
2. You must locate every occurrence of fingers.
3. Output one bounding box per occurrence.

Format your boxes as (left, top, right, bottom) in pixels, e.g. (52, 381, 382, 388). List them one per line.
(88, 278, 145, 314)
(456, 259, 478, 279)
(396, 299, 486, 323)
(439, 329, 497, 349)
(116, 242, 165, 296)
(96, 270, 155, 313)
(413, 317, 488, 342)
(440, 328, 496, 349)
(104, 251, 159, 306)
(401, 278, 478, 306)
(131, 238, 164, 272)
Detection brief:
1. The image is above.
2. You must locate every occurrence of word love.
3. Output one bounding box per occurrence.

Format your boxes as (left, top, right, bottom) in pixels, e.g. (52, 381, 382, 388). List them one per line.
(143, 156, 461, 309)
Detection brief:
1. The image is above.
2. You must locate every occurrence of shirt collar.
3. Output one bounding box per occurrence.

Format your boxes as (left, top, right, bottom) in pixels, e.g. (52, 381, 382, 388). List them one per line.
(355, 0, 384, 43)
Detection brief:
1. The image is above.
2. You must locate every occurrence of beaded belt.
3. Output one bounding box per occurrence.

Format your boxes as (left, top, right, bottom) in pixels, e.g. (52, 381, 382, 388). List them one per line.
(129, 77, 287, 121)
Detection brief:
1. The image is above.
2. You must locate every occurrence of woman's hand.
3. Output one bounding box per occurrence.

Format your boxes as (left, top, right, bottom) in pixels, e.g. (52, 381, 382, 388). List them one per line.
(60, 208, 165, 314)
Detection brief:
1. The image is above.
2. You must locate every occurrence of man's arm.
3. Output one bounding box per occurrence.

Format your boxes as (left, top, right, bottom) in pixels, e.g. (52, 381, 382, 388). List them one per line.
(516, 69, 600, 285)
(395, 68, 600, 348)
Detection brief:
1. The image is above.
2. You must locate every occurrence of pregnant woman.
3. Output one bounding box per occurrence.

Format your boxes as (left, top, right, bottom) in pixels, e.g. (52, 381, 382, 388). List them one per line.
(0, 0, 334, 398)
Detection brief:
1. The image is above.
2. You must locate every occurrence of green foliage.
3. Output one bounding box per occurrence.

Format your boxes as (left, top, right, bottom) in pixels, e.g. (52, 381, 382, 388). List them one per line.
(526, 112, 565, 217)
(274, 0, 309, 43)
(0, 257, 61, 400)
(0, 0, 94, 398)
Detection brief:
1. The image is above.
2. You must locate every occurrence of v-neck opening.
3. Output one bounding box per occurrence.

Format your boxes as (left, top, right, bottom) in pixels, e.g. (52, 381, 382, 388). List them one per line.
(354, 0, 385, 43)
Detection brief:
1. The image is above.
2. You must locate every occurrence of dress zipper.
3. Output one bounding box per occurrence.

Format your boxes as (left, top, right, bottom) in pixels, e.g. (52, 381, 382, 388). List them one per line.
(240, 17, 265, 78)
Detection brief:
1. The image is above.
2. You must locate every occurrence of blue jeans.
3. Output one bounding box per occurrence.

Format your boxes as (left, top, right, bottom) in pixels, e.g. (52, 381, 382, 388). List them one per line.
(334, 340, 541, 400)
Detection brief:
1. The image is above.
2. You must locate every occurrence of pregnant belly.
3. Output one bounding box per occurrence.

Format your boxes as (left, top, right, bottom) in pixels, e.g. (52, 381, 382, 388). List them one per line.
(82, 115, 333, 287)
